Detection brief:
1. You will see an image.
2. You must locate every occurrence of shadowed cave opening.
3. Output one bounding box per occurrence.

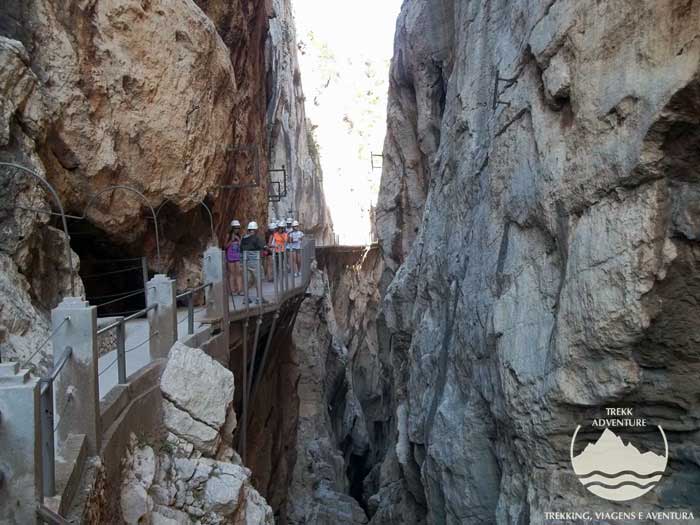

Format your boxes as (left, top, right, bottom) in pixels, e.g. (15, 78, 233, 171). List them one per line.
(68, 219, 149, 316)
(346, 448, 372, 512)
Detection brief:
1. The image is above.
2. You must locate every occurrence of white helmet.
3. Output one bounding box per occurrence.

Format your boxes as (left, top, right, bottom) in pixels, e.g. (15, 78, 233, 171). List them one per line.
(286, 217, 293, 223)
(277, 221, 286, 228)
(292, 220, 299, 226)
(268, 222, 276, 230)
(247, 221, 258, 230)
(230, 219, 241, 227)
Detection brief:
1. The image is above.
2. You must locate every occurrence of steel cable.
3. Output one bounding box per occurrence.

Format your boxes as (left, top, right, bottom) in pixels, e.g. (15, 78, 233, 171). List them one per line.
(97, 330, 159, 376)
(87, 287, 146, 301)
(20, 317, 70, 369)
(82, 265, 142, 279)
(93, 288, 145, 308)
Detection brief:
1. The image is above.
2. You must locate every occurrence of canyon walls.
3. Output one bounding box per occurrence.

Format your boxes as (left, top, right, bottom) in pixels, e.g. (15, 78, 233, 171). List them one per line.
(370, 0, 700, 523)
(266, 0, 334, 243)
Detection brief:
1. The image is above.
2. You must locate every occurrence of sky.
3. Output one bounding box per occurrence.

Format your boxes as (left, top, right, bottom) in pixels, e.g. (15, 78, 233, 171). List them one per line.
(292, 0, 403, 245)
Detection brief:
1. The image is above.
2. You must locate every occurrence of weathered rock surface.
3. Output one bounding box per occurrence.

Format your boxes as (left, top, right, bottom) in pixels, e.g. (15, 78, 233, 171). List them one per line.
(266, 0, 334, 243)
(160, 343, 235, 457)
(0, 34, 82, 369)
(120, 434, 273, 525)
(120, 344, 271, 524)
(369, 0, 700, 523)
(7, 1, 240, 252)
(284, 267, 369, 524)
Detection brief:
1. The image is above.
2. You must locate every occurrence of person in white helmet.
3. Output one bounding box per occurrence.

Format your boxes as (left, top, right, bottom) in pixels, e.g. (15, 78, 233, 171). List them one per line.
(225, 220, 242, 295)
(241, 221, 264, 251)
(263, 222, 276, 281)
(270, 221, 288, 277)
(284, 218, 294, 273)
(289, 220, 304, 276)
(240, 221, 265, 304)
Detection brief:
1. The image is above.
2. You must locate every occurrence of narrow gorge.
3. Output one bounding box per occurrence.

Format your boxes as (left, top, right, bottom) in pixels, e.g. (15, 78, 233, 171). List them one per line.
(2, 1, 700, 524)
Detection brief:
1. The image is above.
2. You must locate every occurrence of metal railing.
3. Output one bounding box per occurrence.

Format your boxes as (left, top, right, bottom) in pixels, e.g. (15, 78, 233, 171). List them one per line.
(176, 282, 213, 334)
(233, 237, 315, 313)
(96, 303, 158, 383)
(39, 344, 73, 498)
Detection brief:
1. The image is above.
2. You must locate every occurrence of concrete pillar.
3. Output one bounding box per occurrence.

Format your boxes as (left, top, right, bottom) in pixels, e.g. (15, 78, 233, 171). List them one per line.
(0, 362, 42, 524)
(203, 247, 230, 349)
(52, 297, 100, 455)
(147, 274, 177, 360)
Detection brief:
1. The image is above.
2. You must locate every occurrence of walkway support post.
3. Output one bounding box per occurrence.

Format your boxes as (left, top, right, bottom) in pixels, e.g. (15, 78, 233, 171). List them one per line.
(52, 298, 100, 455)
(116, 320, 127, 384)
(250, 310, 279, 406)
(0, 362, 42, 524)
(272, 252, 279, 301)
(242, 252, 250, 310)
(241, 318, 249, 463)
(203, 247, 230, 348)
(147, 275, 177, 360)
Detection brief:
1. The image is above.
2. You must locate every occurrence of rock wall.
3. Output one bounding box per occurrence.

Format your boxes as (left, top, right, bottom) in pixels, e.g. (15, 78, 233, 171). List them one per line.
(370, 0, 700, 523)
(118, 344, 274, 524)
(0, 34, 81, 370)
(241, 250, 384, 523)
(266, 0, 333, 243)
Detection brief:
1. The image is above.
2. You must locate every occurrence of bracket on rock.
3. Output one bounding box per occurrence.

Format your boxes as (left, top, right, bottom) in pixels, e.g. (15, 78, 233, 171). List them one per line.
(371, 152, 383, 170)
(267, 165, 287, 202)
(492, 68, 519, 110)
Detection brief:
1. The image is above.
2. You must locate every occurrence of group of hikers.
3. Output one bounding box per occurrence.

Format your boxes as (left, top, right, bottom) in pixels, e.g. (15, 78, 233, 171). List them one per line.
(225, 217, 305, 296)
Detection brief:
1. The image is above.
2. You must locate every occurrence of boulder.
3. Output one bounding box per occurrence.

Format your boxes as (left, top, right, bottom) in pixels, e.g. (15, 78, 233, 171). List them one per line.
(160, 342, 234, 430)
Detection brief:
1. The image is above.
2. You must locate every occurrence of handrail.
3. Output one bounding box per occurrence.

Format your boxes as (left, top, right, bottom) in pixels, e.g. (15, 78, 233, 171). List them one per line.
(36, 503, 71, 525)
(175, 281, 212, 300)
(96, 318, 124, 336)
(122, 302, 157, 323)
(175, 282, 212, 335)
(40, 347, 73, 396)
(38, 345, 74, 498)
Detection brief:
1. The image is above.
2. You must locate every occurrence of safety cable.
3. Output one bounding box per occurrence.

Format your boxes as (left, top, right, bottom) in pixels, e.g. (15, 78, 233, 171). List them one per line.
(97, 331, 158, 377)
(125, 332, 158, 353)
(177, 305, 207, 325)
(82, 265, 142, 279)
(20, 317, 70, 369)
(87, 287, 146, 301)
(93, 288, 145, 308)
(89, 256, 143, 263)
(100, 309, 145, 317)
(98, 356, 119, 377)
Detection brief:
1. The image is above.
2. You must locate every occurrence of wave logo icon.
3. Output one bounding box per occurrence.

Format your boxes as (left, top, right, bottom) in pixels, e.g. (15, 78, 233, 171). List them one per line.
(570, 427, 668, 501)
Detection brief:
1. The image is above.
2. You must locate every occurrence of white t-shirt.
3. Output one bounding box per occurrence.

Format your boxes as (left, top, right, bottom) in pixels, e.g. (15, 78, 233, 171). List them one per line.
(289, 230, 304, 249)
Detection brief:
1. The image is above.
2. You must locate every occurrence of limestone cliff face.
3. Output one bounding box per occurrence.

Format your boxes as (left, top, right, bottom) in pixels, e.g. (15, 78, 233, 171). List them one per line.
(372, 0, 700, 523)
(266, 0, 333, 243)
(0, 35, 81, 370)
